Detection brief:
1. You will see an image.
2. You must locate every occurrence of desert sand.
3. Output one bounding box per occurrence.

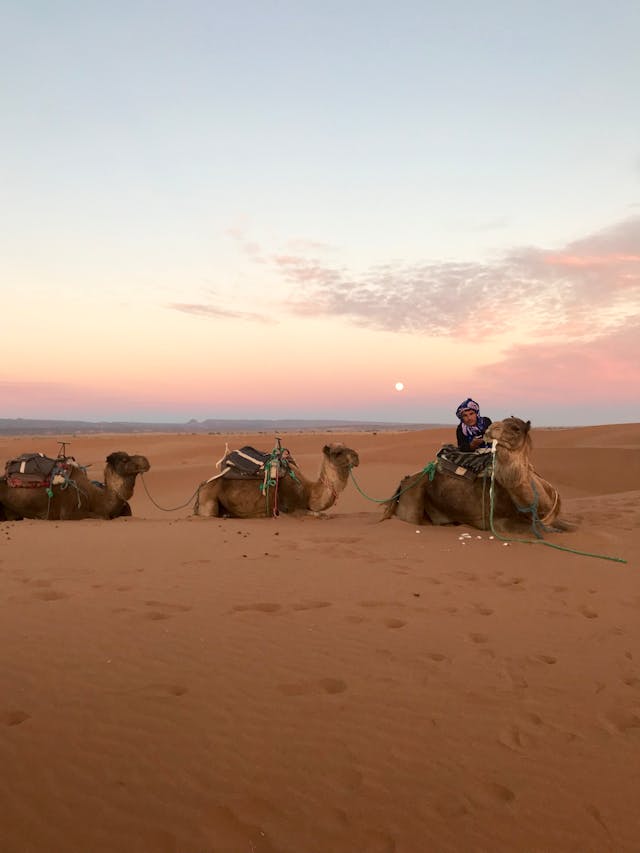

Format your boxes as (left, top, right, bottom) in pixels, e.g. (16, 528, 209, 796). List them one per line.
(1, 423, 639, 853)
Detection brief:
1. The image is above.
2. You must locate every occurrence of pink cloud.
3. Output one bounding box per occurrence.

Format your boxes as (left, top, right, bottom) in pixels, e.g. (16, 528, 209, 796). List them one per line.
(545, 253, 640, 268)
(476, 318, 640, 403)
(264, 215, 640, 343)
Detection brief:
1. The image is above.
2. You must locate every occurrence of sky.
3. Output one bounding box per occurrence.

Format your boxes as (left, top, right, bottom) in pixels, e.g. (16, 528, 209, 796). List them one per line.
(2, 0, 639, 427)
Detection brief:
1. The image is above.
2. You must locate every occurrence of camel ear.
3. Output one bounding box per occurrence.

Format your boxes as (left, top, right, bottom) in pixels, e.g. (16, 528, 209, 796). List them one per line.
(524, 421, 531, 433)
(106, 451, 127, 467)
(322, 445, 331, 455)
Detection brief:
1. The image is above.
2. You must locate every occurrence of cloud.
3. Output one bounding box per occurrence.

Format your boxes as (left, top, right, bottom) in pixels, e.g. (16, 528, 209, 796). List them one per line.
(476, 315, 640, 401)
(167, 303, 275, 324)
(274, 216, 640, 342)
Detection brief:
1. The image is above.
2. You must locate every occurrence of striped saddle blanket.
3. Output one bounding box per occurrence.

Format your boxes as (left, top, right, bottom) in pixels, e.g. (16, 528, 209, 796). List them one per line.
(436, 444, 493, 481)
(215, 446, 296, 481)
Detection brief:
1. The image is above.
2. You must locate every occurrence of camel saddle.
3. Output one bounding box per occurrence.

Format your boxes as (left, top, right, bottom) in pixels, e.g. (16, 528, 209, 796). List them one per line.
(3, 453, 77, 489)
(216, 445, 295, 481)
(436, 444, 493, 481)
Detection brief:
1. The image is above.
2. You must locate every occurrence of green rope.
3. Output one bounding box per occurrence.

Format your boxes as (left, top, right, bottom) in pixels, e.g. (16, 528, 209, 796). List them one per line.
(488, 444, 627, 564)
(259, 440, 298, 516)
(348, 461, 437, 504)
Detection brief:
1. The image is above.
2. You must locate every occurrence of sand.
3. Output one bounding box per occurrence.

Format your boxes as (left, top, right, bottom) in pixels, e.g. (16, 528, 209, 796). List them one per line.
(1, 424, 639, 853)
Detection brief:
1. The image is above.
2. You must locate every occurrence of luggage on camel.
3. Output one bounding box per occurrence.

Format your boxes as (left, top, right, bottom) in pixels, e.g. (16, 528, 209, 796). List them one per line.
(3, 452, 79, 489)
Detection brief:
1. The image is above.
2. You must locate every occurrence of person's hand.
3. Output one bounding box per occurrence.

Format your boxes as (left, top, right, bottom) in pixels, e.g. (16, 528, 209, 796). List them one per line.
(470, 436, 483, 450)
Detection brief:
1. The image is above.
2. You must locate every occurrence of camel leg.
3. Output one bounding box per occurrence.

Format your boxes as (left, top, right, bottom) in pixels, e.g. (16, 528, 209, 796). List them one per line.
(194, 487, 221, 518)
(422, 502, 452, 525)
(396, 500, 429, 526)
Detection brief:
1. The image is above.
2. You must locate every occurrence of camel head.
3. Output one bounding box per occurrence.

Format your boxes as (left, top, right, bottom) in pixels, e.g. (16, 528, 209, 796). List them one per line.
(103, 451, 150, 504)
(485, 417, 532, 453)
(105, 451, 151, 477)
(322, 443, 360, 471)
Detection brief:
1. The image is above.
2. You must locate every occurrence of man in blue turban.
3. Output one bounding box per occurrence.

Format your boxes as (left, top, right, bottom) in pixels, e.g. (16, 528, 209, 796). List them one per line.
(455, 398, 493, 452)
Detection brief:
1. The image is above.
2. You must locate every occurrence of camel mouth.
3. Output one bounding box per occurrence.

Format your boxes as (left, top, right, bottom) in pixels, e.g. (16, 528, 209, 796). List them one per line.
(338, 452, 359, 470)
(122, 458, 151, 476)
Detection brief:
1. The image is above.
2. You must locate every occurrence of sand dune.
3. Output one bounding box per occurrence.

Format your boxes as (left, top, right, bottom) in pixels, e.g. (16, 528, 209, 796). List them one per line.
(1, 424, 639, 852)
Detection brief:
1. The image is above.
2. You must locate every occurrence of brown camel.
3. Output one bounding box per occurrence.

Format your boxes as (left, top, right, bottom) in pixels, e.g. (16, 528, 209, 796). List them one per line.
(194, 443, 360, 518)
(0, 451, 150, 520)
(381, 417, 572, 533)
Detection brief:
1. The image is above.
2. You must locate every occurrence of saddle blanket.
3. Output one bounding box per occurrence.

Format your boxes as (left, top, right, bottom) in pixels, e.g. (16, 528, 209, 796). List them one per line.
(4, 453, 78, 488)
(207, 445, 295, 483)
(436, 444, 493, 481)
(220, 446, 272, 478)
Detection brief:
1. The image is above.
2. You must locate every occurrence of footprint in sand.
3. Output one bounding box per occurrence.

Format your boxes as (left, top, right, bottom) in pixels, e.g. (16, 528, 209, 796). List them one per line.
(143, 600, 191, 619)
(498, 577, 525, 590)
(290, 601, 332, 611)
(420, 576, 443, 586)
(1, 710, 30, 726)
(474, 605, 494, 616)
(579, 605, 599, 619)
(532, 654, 558, 665)
(233, 602, 281, 613)
(468, 632, 489, 644)
(145, 600, 191, 612)
(498, 724, 537, 751)
(145, 683, 188, 697)
(473, 781, 516, 806)
(32, 589, 68, 601)
(384, 618, 406, 629)
(428, 652, 448, 662)
(585, 803, 611, 836)
(277, 677, 347, 696)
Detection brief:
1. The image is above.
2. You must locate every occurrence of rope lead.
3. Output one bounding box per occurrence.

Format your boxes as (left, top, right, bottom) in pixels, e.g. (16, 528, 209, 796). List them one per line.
(348, 461, 437, 504)
(488, 441, 626, 564)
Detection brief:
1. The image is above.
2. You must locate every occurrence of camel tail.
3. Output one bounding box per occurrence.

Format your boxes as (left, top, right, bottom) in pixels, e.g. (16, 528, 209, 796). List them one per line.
(380, 483, 402, 521)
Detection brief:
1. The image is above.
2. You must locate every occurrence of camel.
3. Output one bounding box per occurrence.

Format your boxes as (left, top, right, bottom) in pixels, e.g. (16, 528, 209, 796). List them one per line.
(194, 443, 360, 518)
(0, 451, 150, 521)
(381, 417, 572, 534)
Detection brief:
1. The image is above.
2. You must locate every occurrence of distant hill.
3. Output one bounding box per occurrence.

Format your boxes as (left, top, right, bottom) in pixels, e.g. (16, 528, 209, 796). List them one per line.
(0, 417, 447, 436)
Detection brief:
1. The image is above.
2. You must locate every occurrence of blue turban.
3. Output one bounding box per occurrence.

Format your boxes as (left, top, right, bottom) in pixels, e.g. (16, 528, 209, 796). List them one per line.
(455, 398, 480, 420)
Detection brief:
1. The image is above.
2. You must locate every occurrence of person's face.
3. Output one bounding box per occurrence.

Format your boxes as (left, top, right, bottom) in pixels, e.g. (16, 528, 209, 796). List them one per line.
(461, 410, 478, 427)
